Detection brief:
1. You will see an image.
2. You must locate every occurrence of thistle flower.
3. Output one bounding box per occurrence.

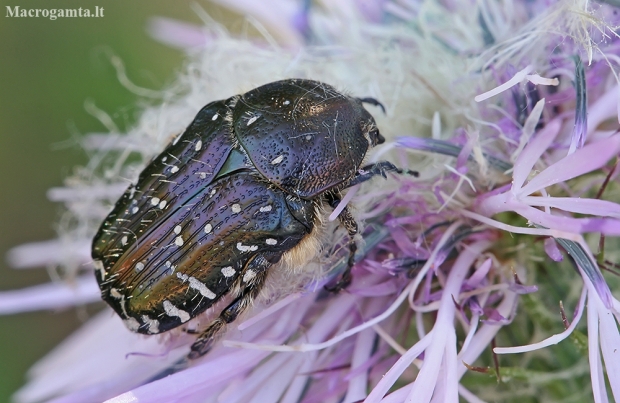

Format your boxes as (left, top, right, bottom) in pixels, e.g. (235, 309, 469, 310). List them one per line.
(3, 0, 620, 402)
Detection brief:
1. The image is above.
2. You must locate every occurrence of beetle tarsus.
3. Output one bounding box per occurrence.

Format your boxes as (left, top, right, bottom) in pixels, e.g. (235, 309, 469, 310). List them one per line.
(347, 161, 418, 187)
(325, 270, 352, 293)
(188, 319, 226, 359)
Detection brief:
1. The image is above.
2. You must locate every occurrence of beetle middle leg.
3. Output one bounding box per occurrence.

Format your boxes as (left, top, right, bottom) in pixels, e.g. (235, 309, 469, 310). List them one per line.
(324, 192, 358, 293)
(188, 256, 270, 359)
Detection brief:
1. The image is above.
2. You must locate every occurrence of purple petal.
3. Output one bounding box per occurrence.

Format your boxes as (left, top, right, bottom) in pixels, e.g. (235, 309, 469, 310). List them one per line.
(210, 0, 303, 47)
(364, 333, 432, 403)
(520, 134, 620, 196)
(343, 329, 375, 402)
(14, 311, 186, 403)
(482, 308, 510, 325)
(586, 293, 607, 403)
(568, 55, 587, 155)
(508, 282, 538, 294)
(544, 237, 563, 262)
(554, 237, 613, 309)
(465, 258, 492, 287)
(512, 119, 562, 192)
(514, 203, 620, 236)
(587, 84, 619, 136)
(106, 350, 270, 403)
(522, 196, 620, 218)
(596, 298, 620, 400)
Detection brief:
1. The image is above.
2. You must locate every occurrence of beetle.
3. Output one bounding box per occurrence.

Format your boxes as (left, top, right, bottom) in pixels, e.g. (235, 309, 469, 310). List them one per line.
(92, 79, 408, 359)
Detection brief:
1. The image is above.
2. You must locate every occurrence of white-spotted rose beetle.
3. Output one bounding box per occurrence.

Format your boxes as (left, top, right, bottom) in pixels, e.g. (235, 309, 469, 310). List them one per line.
(92, 79, 409, 358)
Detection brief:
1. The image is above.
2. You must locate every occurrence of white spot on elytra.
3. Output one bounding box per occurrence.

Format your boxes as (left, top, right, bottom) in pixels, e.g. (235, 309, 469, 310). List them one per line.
(199, 172, 207, 179)
(232, 204, 241, 213)
(243, 269, 257, 283)
(305, 135, 312, 141)
(170, 166, 179, 174)
(151, 197, 160, 206)
(247, 116, 259, 126)
(270, 155, 284, 165)
(93, 259, 105, 278)
(188, 277, 216, 299)
(121, 236, 128, 246)
(141, 315, 160, 334)
(210, 189, 217, 197)
(283, 100, 290, 105)
(136, 262, 145, 271)
(110, 288, 122, 299)
(159, 200, 167, 209)
(259, 205, 272, 212)
(212, 114, 218, 121)
(131, 206, 139, 214)
(163, 300, 190, 323)
(161, 156, 168, 162)
(174, 225, 182, 234)
(237, 242, 258, 252)
(221, 266, 235, 277)
(204, 223, 212, 234)
(124, 318, 141, 331)
(110, 288, 131, 318)
(195, 140, 202, 151)
(266, 238, 277, 245)
(165, 261, 172, 268)
(176, 272, 188, 282)
(175, 236, 184, 247)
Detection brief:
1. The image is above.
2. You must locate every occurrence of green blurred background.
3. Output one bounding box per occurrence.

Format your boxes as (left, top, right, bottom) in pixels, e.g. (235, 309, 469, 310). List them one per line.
(0, 1, 237, 400)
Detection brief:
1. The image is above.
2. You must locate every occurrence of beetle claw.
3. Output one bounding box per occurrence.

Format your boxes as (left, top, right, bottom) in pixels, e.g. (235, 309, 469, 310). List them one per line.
(324, 272, 352, 293)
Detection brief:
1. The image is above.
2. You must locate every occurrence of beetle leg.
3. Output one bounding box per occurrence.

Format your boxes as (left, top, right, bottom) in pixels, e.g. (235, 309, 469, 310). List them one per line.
(324, 193, 359, 293)
(346, 161, 418, 188)
(188, 256, 270, 359)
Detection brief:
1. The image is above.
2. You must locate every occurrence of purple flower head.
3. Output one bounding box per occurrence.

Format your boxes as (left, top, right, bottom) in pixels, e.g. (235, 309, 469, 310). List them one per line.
(3, 0, 620, 402)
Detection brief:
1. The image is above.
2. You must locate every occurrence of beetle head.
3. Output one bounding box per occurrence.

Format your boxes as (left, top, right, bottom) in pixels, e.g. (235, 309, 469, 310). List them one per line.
(358, 105, 385, 147)
(369, 126, 385, 146)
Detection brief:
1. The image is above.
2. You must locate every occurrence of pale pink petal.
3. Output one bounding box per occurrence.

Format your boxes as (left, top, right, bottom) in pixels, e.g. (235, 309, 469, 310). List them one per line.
(0, 275, 99, 315)
(520, 134, 620, 196)
(521, 196, 620, 218)
(7, 239, 91, 269)
(147, 17, 211, 49)
(512, 119, 562, 192)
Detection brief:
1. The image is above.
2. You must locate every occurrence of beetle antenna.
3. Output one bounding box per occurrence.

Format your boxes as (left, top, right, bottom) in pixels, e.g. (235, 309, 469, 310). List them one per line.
(358, 97, 386, 114)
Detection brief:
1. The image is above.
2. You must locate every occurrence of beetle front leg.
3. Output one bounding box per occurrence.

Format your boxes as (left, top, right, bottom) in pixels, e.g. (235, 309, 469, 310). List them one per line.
(325, 193, 358, 293)
(347, 161, 418, 187)
(188, 256, 269, 359)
